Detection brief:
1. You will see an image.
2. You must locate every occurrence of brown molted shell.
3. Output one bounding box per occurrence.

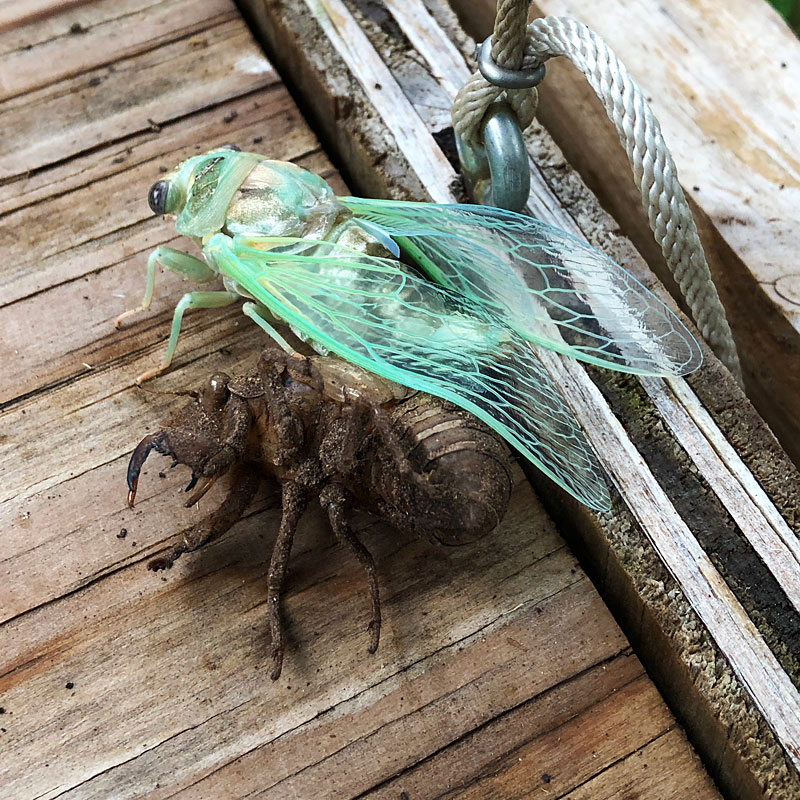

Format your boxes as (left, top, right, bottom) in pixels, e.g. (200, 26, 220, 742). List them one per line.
(379, 394, 513, 546)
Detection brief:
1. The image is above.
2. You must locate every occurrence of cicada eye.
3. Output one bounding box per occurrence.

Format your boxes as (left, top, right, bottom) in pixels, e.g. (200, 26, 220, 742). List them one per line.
(147, 180, 170, 215)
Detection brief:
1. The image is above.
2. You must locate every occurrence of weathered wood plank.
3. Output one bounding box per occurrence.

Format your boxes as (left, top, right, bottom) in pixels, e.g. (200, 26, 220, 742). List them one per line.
(362, 658, 718, 800)
(0, 0, 236, 102)
(238, 0, 800, 796)
(0, 16, 274, 180)
(453, 0, 800, 467)
(0, 0, 719, 798)
(0, 1, 90, 34)
(397, 678, 680, 800)
(159, 578, 624, 799)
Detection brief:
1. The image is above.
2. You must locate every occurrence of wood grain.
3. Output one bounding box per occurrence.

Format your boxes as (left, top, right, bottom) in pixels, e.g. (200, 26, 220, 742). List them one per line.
(0, 0, 719, 798)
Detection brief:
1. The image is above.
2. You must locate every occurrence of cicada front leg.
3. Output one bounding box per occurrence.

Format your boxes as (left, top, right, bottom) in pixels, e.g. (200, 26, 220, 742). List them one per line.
(135, 290, 239, 384)
(114, 246, 216, 328)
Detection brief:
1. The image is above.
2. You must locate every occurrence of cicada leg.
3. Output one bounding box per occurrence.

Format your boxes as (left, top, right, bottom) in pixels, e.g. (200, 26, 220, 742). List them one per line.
(115, 247, 216, 328)
(135, 290, 239, 384)
(241, 302, 298, 356)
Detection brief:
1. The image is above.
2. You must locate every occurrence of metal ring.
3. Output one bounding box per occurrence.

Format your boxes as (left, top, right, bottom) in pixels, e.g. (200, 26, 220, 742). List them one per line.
(455, 101, 530, 212)
(477, 36, 545, 90)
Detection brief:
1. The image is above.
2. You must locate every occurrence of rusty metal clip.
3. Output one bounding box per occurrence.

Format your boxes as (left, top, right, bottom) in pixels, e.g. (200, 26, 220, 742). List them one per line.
(455, 101, 530, 211)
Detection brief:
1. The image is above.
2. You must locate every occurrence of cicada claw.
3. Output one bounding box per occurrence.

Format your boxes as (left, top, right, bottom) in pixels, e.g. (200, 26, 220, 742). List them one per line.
(135, 364, 169, 385)
(114, 306, 142, 329)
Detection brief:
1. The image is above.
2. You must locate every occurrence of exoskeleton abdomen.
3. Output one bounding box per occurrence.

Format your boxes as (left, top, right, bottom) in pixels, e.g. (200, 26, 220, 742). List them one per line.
(378, 394, 513, 546)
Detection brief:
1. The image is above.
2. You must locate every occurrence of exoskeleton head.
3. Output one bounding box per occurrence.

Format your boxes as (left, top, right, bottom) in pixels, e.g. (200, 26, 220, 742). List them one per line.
(127, 374, 234, 508)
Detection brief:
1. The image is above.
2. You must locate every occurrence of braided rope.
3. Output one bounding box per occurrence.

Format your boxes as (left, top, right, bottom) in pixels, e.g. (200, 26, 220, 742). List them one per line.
(452, 0, 537, 148)
(451, 13, 742, 383)
(490, 0, 529, 68)
(452, 76, 537, 150)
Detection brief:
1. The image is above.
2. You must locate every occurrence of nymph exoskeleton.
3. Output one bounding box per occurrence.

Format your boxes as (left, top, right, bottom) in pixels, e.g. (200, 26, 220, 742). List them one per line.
(127, 348, 513, 679)
(117, 147, 702, 512)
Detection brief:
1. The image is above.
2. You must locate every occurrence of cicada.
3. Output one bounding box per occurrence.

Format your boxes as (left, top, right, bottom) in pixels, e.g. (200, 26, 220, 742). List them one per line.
(117, 146, 702, 513)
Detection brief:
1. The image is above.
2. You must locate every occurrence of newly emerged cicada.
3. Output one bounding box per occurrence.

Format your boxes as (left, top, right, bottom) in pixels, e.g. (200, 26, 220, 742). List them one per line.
(117, 146, 702, 512)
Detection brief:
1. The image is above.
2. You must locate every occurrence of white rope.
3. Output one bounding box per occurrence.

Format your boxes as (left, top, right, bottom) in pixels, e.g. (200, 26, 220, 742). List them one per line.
(452, 14, 742, 384)
(453, 0, 537, 149)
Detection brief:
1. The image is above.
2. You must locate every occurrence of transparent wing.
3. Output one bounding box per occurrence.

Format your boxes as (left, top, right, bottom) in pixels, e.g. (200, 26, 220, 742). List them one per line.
(340, 198, 702, 377)
(207, 233, 611, 511)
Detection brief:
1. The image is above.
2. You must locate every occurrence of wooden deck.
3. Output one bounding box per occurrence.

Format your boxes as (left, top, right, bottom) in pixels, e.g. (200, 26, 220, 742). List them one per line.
(243, 0, 800, 800)
(242, 1, 800, 798)
(0, 1, 722, 798)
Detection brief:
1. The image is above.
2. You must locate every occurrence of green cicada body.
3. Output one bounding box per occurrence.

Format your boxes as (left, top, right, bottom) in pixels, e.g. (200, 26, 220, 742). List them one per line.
(119, 147, 703, 512)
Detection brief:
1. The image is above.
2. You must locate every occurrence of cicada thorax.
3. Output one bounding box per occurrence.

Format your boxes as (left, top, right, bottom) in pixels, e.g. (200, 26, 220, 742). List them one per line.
(221, 159, 397, 258)
(374, 393, 513, 546)
(223, 159, 343, 240)
(219, 158, 403, 355)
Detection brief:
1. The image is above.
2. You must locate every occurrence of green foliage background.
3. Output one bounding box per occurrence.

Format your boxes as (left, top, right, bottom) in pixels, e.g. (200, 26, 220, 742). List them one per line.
(769, 0, 800, 31)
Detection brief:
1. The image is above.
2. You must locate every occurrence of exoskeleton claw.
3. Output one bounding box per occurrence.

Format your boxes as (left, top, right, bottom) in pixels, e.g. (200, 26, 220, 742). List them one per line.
(127, 433, 164, 508)
(184, 475, 217, 507)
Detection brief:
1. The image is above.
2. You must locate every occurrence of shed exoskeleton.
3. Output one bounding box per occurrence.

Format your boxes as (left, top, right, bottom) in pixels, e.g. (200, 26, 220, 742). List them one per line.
(127, 348, 512, 679)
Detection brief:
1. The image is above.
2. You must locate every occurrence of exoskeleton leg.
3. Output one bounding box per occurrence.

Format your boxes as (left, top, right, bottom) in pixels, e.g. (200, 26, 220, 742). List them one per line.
(319, 484, 381, 654)
(148, 466, 261, 571)
(267, 480, 308, 680)
(135, 290, 239, 383)
(115, 247, 216, 328)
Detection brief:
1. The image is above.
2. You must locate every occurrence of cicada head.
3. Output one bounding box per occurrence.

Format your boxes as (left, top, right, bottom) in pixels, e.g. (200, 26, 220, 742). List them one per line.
(147, 152, 213, 217)
(146, 147, 264, 239)
(147, 148, 342, 241)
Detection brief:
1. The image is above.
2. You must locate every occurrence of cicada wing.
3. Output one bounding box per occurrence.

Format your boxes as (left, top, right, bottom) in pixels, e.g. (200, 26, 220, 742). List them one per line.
(207, 234, 611, 511)
(340, 198, 702, 377)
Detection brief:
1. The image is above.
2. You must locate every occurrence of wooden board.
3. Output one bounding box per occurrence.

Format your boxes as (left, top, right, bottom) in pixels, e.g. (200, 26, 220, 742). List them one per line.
(0, 1, 721, 798)
(237, 0, 800, 797)
(451, 0, 800, 467)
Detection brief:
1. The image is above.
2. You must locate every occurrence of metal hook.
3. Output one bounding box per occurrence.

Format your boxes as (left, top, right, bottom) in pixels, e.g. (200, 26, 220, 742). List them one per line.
(455, 101, 530, 212)
(455, 37, 546, 211)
